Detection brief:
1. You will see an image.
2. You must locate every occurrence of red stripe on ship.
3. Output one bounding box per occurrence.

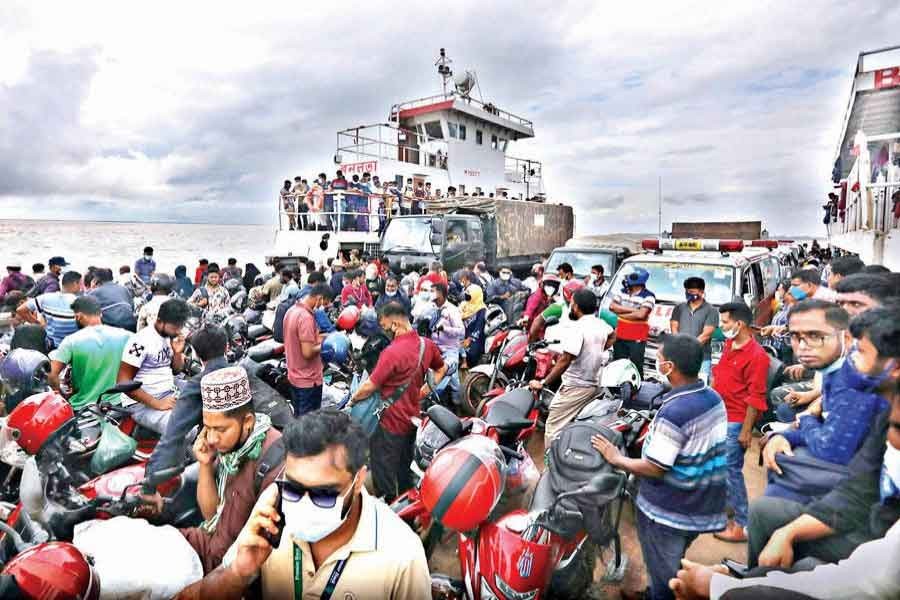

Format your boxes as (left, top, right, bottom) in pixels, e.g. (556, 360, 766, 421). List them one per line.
(397, 100, 455, 119)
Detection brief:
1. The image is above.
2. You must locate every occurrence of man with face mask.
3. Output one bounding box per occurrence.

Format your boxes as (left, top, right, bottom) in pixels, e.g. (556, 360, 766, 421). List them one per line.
(712, 302, 770, 543)
(350, 302, 446, 501)
(135, 246, 156, 284)
(671, 277, 719, 383)
(486, 267, 526, 300)
(610, 267, 656, 378)
(283, 284, 335, 417)
(47, 295, 131, 411)
(790, 268, 836, 303)
(668, 381, 900, 600)
(593, 334, 727, 600)
(375, 276, 411, 314)
(117, 298, 189, 434)
(176, 410, 430, 600)
(587, 263, 609, 298)
(530, 289, 614, 446)
(175, 366, 284, 575)
(520, 273, 560, 329)
(765, 306, 897, 490)
(429, 283, 465, 406)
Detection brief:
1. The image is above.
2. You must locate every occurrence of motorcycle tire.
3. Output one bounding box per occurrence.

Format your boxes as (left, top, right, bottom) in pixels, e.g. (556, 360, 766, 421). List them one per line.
(547, 540, 596, 600)
(461, 371, 492, 416)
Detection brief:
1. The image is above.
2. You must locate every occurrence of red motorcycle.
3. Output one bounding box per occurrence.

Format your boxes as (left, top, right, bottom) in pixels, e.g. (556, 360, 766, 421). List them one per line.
(419, 385, 665, 600)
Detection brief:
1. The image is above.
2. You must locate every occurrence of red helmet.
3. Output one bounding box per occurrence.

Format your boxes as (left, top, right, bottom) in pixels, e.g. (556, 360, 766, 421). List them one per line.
(420, 435, 505, 531)
(3, 542, 100, 600)
(6, 392, 75, 456)
(336, 306, 360, 332)
(562, 279, 585, 303)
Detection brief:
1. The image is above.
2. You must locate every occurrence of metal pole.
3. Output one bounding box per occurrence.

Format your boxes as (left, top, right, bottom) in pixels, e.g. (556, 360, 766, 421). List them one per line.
(658, 175, 662, 237)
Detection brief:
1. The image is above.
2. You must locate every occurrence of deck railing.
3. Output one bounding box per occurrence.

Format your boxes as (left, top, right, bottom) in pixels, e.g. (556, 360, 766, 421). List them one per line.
(390, 92, 534, 129)
(835, 132, 900, 237)
(336, 124, 448, 170)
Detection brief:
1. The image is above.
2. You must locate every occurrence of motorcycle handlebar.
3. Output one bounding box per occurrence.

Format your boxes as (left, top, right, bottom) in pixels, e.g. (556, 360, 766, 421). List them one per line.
(499, 446, 525, 461)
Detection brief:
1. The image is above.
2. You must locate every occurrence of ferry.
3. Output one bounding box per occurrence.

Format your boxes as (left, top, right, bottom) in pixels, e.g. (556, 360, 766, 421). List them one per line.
(827, 45, 900, 269)
(267, 49, 551, 268)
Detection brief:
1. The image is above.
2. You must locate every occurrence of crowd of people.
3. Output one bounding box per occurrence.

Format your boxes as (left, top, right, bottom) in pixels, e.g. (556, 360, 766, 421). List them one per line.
(278, 170, 513, 233)
(1, 240, 900, 599)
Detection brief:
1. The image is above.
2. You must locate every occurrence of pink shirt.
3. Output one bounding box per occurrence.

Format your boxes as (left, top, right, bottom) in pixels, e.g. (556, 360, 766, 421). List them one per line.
(283, 303, 322, 388)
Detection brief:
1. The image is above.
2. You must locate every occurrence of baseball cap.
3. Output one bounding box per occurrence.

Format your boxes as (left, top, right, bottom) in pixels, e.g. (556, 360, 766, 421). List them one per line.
(48, 256, 69, 267)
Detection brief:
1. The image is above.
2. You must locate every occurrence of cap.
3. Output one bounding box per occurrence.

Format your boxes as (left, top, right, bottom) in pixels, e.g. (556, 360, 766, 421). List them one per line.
(201, 366, 252, 413)
(48, 257, 69, 267)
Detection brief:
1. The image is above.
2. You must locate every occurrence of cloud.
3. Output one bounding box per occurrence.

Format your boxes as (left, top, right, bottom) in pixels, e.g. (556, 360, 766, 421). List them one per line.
(1, 0, 899, 233)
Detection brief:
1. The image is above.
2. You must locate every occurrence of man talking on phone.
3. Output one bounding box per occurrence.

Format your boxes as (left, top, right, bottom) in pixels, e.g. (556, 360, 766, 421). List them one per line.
(176, 409, 430, 600)
(178, 366, 284, 574)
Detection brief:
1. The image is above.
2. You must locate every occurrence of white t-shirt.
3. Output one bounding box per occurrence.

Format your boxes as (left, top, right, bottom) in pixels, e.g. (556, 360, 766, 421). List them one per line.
(560, 314, 613, 388)
(120, 325, 175, 401)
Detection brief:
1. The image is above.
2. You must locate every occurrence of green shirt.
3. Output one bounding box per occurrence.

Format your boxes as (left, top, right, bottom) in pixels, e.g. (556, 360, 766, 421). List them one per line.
(49, 324, 132, 410)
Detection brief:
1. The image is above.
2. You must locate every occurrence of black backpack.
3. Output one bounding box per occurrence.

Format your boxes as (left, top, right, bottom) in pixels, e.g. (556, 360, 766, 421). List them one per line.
(254, 437, 286, 495)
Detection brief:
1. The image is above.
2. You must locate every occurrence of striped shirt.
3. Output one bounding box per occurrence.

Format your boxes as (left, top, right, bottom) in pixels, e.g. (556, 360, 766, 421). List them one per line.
(26, 292, 78, 348)
(611, 287, 655, 341)
(636, 381, 728, 532)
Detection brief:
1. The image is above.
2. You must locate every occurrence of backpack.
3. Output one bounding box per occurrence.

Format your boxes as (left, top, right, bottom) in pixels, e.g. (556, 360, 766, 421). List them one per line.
(254, 437, 286, 495)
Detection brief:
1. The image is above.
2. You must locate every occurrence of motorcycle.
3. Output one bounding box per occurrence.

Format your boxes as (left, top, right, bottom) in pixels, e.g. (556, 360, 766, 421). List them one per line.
(421, 381, 668, 600)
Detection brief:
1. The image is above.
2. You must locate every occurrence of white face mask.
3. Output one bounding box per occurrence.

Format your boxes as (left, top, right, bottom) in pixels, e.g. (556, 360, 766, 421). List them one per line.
(385, 289, 397, 297)
(882, 442, 900, 502)
(419, 292, 432, 302)
(656, 358, 673, 382)
(543, 285, 556, 297)
(144, 255, 152, 261)
(283, 475, 357, 543)
(722, 324, 740, 340)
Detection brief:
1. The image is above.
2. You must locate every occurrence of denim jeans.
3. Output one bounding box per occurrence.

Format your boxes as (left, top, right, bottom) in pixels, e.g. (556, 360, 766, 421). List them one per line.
(143, 389, 201, 485)
(636, 508, 698, 600)
(289, 384, 323, 417)
(725, 422, 750, 526)
(433, 349, 460, 405)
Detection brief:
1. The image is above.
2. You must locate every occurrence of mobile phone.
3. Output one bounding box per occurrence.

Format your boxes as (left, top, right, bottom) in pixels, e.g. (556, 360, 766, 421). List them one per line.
(262, 485, 285, 548)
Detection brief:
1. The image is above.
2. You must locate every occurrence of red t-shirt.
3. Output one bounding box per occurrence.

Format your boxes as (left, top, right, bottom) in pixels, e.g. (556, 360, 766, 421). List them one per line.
(370, 331, 444, 435)
(340, 284, 373, 307)
(283, 303, 322, 388)
(712, 338, 770, 423)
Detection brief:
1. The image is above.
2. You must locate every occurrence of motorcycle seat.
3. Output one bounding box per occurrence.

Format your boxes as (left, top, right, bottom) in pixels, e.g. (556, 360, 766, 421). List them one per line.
(247, 324, 270, 343)
(483, 388, 534, 430)
(247, 341, 284, 362)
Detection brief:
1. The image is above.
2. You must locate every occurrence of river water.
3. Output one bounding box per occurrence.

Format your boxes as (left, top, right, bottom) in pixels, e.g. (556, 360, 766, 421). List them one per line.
(0, 220, 274, 276)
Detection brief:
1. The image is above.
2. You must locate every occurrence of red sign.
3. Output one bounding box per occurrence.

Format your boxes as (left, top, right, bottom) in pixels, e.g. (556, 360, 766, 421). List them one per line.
(874, 67, 900, 90)
(341, 160, 377, 175)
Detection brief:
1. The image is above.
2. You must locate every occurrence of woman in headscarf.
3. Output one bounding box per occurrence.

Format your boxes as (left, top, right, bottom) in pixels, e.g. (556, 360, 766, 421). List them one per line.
(173, 265, 195, 299)
(242, 263, 261, 291)
(460, 283, 487, 369)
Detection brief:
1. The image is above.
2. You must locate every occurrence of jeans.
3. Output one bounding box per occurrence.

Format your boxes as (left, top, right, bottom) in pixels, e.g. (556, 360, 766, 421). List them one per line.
(636, 508, 698, 600)
(613, 339, 646, 378)
(143, 389, 201, 484)
(433, 349, 460, 405)
(289, 384, 323, 417)
(748, 496, 868, 568)
(725, 422, 750, 526)
(369, 424, 416, 502)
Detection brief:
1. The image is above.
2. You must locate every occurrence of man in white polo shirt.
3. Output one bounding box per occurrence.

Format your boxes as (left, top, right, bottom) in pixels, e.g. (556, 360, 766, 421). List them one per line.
(175, 409, 430, 600)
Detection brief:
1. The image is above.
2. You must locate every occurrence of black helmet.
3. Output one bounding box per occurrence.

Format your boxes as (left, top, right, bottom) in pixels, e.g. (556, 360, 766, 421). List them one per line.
(150, 273, 174, 295)
(224, 278, 243, 295)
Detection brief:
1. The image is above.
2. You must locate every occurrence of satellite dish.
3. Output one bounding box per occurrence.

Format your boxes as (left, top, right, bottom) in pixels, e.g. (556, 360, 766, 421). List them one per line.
(454, 70, 476, 97)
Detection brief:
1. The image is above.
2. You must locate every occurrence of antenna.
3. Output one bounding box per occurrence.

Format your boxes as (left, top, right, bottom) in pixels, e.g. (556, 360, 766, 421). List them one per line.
(435, 48, 453, 95)
(658, 175, 662, 237)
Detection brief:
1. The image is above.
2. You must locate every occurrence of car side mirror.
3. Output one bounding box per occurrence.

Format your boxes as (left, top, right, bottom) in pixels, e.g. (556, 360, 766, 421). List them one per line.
(426, 405, 464, 441)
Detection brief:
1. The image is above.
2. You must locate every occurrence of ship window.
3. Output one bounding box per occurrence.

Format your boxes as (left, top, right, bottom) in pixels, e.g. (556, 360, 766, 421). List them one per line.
(423, 121, 443, 139)
(491, 134, 498, 150)
(459, 124, 467, 141)
(499, 138, 507, 152)
(448, 122, 458, 139)
(476, 130, 483, 145)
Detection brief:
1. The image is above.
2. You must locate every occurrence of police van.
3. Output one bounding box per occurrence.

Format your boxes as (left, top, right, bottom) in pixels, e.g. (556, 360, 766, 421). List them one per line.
(603, 238, 782, 376)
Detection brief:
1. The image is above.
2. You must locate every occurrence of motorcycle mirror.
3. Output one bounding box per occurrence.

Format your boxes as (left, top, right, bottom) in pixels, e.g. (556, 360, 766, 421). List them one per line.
(543, 316, 560, 327)
(426, 405, 464, 441)
(103, 381, 143, 395)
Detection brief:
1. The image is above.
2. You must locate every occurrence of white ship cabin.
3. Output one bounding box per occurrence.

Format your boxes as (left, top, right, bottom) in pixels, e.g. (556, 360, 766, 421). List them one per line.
(828, 45, 900, 269)
(334, 50, 545, 201)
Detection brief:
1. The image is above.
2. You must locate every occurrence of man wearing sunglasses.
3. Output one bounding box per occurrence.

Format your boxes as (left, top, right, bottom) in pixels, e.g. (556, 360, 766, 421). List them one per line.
(179, 366, 284, 575)
(176, 410, 430, 600)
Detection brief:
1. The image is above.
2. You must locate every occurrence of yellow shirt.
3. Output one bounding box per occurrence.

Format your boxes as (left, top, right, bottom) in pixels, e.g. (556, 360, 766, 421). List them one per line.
(258, 490, 430, 600)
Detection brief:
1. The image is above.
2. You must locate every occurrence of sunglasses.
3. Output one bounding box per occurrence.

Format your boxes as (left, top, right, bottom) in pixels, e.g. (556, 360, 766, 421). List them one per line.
(274, 475, 355, 509)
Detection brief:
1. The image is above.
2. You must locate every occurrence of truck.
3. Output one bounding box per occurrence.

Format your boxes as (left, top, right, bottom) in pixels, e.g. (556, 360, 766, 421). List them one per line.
(380, 197, 574, 275)
(544, 237, 639, 281)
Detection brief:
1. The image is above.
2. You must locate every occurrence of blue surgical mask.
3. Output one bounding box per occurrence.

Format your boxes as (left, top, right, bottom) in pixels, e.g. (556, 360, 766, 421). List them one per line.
(842, 353, 895, 391)
(686, 292, 702, 303)
(789, 286, 808, 301)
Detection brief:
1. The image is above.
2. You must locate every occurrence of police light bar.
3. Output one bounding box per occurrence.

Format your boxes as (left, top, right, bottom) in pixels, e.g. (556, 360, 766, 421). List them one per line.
(749, 240, 778, 249)
(641, 239, 744, 252)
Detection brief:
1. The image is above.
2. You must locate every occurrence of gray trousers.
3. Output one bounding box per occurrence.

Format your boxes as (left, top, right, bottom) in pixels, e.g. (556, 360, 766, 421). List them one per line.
(747, 496, 870, 568)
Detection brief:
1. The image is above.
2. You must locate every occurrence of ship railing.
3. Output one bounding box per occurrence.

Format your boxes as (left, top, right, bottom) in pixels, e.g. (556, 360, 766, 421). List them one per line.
(277, 190, 440, 235)
(836, 132, 900, 237)
(504, 155, 544, 184)
(390, 92, 533, 129)
(336, 124, 448, 170)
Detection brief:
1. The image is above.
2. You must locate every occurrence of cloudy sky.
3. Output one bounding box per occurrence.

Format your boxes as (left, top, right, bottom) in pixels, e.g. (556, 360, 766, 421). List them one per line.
(2, 1, 898, 235)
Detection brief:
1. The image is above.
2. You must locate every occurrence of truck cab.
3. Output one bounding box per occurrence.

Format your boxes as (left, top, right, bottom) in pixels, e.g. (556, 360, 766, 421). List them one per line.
(380, 213, 487, 274)
(603, 238, 782, 376)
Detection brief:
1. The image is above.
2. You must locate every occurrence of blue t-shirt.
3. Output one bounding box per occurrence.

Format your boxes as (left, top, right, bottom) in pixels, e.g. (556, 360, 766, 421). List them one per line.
(134, 257, 156, 283)
(637, 381, 728, 532)
(26, 292, 78, 348)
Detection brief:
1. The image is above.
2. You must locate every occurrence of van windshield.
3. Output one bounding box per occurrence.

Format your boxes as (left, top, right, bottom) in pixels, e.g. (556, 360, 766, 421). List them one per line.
(611, 261, 735, 305)
(381, 217, 434, 253)
(546, 250, 616, 278)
